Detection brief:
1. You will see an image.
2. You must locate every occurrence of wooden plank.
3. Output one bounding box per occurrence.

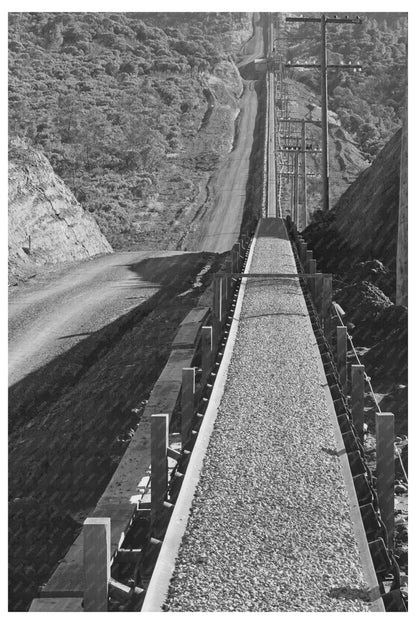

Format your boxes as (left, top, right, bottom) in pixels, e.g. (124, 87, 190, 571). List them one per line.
(41, 536, 84, 594)
(179, 306, 209, 326)
(155, 348, 195, 382)
(30, 598, 83, 612)
(172, 324, 203, 349)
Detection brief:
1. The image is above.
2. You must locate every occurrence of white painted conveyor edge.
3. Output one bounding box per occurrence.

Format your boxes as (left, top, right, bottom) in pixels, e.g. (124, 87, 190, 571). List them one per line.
(141, 225, 260, 612)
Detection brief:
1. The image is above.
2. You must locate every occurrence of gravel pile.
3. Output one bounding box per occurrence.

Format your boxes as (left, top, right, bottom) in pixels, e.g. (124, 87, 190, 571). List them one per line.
(164, 219, 371, 611)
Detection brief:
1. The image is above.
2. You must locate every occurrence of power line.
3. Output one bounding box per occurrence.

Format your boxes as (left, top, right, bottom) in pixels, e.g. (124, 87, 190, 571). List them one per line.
(285, 14, 362, 211)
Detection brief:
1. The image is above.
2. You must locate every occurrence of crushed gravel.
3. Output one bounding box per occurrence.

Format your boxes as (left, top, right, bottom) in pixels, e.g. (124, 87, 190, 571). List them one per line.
(164, 219, 371, 612)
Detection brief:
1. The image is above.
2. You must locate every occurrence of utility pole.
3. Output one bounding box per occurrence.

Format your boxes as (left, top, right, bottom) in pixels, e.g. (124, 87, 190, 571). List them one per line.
(301, 120, 307, 226)
(275, 127, 321, 228)
(286, 14, 362, 211)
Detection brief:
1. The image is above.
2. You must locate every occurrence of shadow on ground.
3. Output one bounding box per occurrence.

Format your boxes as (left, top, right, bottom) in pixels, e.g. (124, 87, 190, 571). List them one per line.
(9, 250, 225, 611)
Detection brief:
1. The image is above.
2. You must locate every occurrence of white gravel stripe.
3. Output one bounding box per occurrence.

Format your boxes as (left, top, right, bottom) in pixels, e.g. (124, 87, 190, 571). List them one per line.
(164, 219, 371, 612)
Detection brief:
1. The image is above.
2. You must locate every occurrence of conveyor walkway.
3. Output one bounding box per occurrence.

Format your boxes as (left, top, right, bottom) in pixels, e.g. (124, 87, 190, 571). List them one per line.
(160, 218, 380, 611)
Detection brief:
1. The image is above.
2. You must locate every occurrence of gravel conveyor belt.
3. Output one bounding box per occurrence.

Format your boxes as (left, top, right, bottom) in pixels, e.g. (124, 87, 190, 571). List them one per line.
(163, 219, 376, 611)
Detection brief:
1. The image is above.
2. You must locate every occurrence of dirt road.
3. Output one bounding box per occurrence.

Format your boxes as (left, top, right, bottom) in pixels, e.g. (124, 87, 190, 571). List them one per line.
(9, 15, 265, 387)
(187, 13, 264, 253)
(8, 250, 191, 387)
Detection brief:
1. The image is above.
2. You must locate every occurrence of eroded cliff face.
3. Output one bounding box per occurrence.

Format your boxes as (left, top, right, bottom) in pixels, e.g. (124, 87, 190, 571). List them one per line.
(8, 140, 112, 282)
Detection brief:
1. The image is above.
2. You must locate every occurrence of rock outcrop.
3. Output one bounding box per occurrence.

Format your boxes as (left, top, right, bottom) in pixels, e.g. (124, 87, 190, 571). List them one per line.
(8, 140, 112, 282)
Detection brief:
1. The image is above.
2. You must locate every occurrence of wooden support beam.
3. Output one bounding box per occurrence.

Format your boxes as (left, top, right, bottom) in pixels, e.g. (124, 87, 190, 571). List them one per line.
(351, 364, 365, 440)
(232, 249, 239, 274)
(322, 274, 332, 338)
(181, 367, 195, 444)
(83, 517, 111, 612)
(213, 276, 222, 324)
(336, 326, 347, 394)
(201, 326, 213, 381)
(307, 259, 316, 302)
(315, 272, 323, 317)
(213, 276, 222, 345)
(220, 272, 227, 322)
(300, 241, 307, 266)
(109, 579, 144, 603)
(116, 549, 143, 564)
(224, 258, 232, 307)
(235, 242, 242, 271)
(151, 414, 169, 529)
(375, 412, 395, 550)
(167, 447, 181, 462)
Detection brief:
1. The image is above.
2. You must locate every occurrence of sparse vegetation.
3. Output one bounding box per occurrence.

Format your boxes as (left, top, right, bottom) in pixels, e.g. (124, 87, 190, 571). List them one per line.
(284, 12, 407, 159)
(8, 12, 250, 248)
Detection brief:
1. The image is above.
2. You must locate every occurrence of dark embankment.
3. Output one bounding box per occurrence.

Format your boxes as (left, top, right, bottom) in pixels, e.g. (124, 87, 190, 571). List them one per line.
(9, 251, 226, 611)
(303, 128, 407, 432)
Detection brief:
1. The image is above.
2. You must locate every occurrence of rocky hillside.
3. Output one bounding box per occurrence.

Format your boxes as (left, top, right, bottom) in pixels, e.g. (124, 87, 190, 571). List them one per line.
(8, 140, 112, 282)
(303, 125, 407, 433)
(303, 128, 402, 283)
(8, 12, 253, 250)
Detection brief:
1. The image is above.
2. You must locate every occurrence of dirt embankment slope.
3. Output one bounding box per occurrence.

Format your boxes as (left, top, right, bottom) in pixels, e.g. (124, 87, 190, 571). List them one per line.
(303, 126, 407, 431)
(8, 140, 112, 283)
(303, 128, 402, 277)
